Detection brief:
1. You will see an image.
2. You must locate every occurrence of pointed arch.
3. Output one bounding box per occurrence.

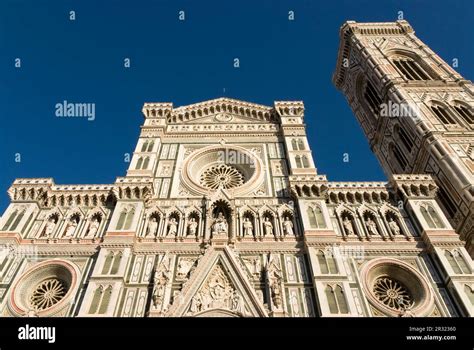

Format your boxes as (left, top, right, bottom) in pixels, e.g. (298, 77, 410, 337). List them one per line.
(335, 285, 349, 314)
(325, 285, 338, 314)
(295, 155, 302, 168)
(136, 157, 143, 170)
(302, 155, 310, 168)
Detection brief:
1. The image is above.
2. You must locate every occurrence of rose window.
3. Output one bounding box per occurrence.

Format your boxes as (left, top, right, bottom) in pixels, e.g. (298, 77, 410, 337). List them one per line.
(373, 277, 413, 311)
(200, 164, 245, 190)
(29, 278, 68, 311)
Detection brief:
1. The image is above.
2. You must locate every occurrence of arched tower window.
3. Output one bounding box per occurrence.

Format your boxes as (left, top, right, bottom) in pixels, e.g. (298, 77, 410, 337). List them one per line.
(147, 141, 154, 152)
(295, 155, 302, 168)
(116, 209, 127, 230)
(124, 209, 135, 230)
(102, 251, 114, 274)
(420, 204, 445, 229)
(317, 250, 338, 274)
(445, 250, 470, 274)
(297, 139, 305, 150)
(141, 141, 148, 152)
(396, 125, 414, 153)
(136, 157, 143, 170)
(110, 252, 122, 275)
(142, 157, 150, 169)
(430, 104, 456, 125)
(453, 104, 473, 124)
(2, 210, 18, 231)
(307, 206, 326, 229)
(88, 285, 103, 314)
(390, 143, 408, 171)
(325, 284, 348, 314)
(325, 285, 338, 314)
(98, 285, 113, 314)
(302, 155, 310, 168)
(291, 139, 298, 151)
(334, 285, 349, 314)
(392, 56, 435, 80)
(364, 80, 382, 116)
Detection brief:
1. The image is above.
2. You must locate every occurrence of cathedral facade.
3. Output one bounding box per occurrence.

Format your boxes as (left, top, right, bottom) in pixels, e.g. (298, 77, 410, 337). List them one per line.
(0, 21, 473, 318)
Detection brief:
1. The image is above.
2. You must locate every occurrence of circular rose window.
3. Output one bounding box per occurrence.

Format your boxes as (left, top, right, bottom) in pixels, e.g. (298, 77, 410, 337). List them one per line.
(360, 258, 434, 317)
(9, 259, 78, 316)
(181, 145, 264, 196)
(200, 164, 245, 190)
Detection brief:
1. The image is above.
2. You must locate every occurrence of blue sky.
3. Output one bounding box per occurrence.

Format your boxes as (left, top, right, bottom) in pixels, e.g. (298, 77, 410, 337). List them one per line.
(0, 0, 473, 212)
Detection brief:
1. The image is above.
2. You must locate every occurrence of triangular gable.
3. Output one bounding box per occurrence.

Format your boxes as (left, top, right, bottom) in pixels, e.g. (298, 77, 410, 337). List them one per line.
(166, 246, 268, 317)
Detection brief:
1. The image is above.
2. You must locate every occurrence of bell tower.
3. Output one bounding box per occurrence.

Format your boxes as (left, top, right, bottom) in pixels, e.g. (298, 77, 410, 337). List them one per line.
(333, 20, 474, 256)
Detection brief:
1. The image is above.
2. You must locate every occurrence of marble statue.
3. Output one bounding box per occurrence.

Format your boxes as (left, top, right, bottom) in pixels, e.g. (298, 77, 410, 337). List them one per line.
(212, 212, 228, 236)
(263, 217, 273, 237)
(167, 218, 178, 237)
(242, 217, 253, 237)
(283, 216, 294, 236)
(147, 217, 158, 237)
(187, 217, 198, 237)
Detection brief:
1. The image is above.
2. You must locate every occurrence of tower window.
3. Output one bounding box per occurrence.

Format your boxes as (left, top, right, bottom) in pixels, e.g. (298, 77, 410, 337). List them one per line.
(393, 58, 434, 81)
(431, 105, 456, 125)
(391, 144, 408, 171)
(397, 127, 414, 153)
(437, 186, 457, 219)
(453, 105, 473, 124)
(364, 80, 382, 115)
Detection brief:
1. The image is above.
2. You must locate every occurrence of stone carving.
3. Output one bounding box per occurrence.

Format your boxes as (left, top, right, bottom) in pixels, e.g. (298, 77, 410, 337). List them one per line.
(266, 255, 283, 310)
(388, 217, 401, 235)
(242, 217, 253, 237)
(231, 291, 247, 316)
(243, 256, 261, 277)
(283, 216, 294, 236)
(187, 264, 236, 315)
(365, 218, 379, 236)
(167, 217, 178, 237)
(342, 217, 354, 236)
(212, 212, 228, 236)
(187, 217, 198, 237)
(85, 217, 100, 238)
(152, 255, 171, 312)
(263, 217, 273, 237)
(147, 217, 158, 237)
(176, 257, 196, 280)
(41, 217, 57, 238)
(63, 217, 78, 237)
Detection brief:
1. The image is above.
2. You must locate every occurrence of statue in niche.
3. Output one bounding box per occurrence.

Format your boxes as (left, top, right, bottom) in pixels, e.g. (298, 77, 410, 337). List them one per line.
(152, 256, 171, 311)
(64, 217, 78, 237)
(342, 217, 354, 235)
(167, 217, 178, 237)
(242, 217, 253, 237)
(187, 217, 198, 237)
(283, 216, 294, 236)
(388, 217, 401, 235)
(85, 217, 100, 238)
(263, 217, 273, 237)
(147, 217, 158, 237)
(212, 212, 228, 236)
(365, 217, 379, 236)
(41, 217, 57, 237)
